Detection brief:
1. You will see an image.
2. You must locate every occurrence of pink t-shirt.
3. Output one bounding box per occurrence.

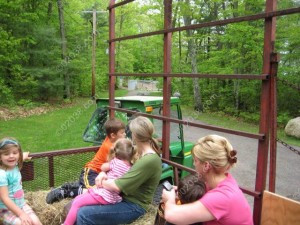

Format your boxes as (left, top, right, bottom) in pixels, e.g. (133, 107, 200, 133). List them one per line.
(200, 173, 253, 225)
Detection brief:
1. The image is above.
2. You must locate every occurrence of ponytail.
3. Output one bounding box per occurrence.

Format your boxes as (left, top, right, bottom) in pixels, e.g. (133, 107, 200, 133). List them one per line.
(150, 137, 161, 156)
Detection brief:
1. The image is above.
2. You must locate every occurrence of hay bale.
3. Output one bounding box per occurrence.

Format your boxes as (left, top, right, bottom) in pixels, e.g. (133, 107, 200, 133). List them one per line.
(25, 191, 157, 225)
(130, 204, 157, 225)
(26, 191, 69, 225)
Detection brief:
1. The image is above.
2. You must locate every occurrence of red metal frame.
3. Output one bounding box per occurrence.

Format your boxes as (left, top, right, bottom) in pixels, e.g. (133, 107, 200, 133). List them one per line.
(106, 1, 300, 224)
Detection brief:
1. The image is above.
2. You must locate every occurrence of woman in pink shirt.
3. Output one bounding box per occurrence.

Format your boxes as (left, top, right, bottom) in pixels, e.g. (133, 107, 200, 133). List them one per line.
(162, 134, 253, 225)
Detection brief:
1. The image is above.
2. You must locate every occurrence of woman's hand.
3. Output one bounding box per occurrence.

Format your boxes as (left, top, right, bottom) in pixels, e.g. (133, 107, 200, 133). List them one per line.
(162, 187, 177, 205)
(95, 172, 107, 188)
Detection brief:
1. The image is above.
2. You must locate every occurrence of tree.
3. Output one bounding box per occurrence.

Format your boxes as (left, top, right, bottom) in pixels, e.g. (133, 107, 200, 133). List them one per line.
(57, 0, 70, 99)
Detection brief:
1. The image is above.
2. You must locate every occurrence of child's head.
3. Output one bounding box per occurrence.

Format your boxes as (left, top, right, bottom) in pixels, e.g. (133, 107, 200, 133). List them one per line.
(0, 137, 23, 169)
(109, 138, 135, 163)
(177, 174, 206, 204)
(105, 118, 126, 142)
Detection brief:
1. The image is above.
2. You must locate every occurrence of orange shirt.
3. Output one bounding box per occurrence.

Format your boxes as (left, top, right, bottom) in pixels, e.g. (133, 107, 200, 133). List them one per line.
(84, 136, 112, 173)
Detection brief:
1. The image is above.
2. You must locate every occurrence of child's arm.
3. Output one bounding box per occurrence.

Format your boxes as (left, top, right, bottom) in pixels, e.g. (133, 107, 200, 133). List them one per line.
(0, 186, 32, 224)
(101, 162, 110, 172)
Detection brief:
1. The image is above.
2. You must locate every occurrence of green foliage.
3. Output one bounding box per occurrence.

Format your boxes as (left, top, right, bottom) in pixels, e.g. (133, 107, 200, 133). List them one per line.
(277, 112, 292, 128)
(0, 0, 298, 129)
(276, 11, 300, 117)
(0, 77, 15, 105)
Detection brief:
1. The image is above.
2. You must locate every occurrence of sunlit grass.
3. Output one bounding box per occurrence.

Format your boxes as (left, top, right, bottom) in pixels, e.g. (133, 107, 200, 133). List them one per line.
(0, 90, 128, 153)
(0, 99, 95, 152)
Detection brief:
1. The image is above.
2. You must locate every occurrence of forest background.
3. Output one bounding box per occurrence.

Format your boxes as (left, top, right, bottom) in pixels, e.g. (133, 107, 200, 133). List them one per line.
(1, 0, 299, 127)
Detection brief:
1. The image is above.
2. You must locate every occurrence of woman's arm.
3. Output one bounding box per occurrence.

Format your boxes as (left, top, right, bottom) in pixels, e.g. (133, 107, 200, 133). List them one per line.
(102, 179, 120, 193)
(162, 189, 215, 224)
(95, 171, 107, 188)
(95, 170, 120, 193)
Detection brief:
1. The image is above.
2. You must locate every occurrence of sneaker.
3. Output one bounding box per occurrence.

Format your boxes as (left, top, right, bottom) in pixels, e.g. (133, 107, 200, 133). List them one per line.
(61, 181, 80, 190)
(62, 181, 81, 197)
(46, 187, 65, 204)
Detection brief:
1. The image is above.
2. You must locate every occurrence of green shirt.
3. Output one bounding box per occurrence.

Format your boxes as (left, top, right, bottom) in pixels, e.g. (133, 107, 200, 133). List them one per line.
(115, 153, 162, 210)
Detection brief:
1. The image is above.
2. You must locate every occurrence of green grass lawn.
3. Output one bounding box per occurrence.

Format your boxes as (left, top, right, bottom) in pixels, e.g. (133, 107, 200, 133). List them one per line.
(0, 98, 96, 152)
(0, 90, 130, 152)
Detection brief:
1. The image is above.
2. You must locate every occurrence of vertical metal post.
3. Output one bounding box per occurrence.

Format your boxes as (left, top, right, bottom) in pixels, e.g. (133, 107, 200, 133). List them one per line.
(162, 0, 172, 160)
(253, 0, 277, 224)
(92, 9, 96, 99)
(269, 52, 279, 192)
(48, 156, 54, 187)
(108, 0, 116, 118)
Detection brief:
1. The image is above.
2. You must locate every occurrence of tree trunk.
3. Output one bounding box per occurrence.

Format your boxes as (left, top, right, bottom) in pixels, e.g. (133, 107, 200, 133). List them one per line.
(183, 0, 202, 111)
(57, 0, 70, 99)
(233, 77, 240, 110)
(47, 2, 52, 23)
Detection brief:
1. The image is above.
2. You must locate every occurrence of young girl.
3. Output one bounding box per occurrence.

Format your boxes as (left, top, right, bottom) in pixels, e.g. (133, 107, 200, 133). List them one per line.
(0, 137, 42, 225)
(63, 138, 136, 225)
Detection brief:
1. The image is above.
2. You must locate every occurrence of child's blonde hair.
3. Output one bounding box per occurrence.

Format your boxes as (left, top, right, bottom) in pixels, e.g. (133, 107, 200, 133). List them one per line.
(108, 138, 136, 164)
(0, 137, 23, 169)
(192, 135, 237, 174)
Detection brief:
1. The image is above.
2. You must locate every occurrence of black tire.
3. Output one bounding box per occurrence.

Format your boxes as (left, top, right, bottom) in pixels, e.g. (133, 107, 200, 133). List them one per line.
(152, 183, 164, 206)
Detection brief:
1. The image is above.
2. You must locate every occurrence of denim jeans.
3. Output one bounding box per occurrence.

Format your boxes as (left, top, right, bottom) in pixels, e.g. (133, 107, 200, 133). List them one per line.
(76, 200, 146, 225)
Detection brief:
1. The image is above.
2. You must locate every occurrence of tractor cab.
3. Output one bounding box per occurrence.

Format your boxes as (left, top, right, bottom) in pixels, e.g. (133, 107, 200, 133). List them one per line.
(83, 95, 194, 183)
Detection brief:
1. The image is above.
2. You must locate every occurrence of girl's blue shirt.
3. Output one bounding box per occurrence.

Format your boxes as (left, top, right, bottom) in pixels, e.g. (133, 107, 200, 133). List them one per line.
(0, 166, 25, 209)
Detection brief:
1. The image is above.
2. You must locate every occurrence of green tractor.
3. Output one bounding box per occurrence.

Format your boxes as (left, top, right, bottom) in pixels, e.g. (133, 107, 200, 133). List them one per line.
(83, 95, 194, 202)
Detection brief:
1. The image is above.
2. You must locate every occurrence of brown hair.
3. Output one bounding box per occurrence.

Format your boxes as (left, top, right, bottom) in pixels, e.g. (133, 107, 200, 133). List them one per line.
(129, 116, 161, 155)
(0, 137, 23, 169)
(177, 174, 206, 204)
(105, 118, 126, 136)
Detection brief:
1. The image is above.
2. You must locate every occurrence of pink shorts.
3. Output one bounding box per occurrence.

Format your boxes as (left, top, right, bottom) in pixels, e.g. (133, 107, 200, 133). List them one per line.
(0, 203, 37, 225)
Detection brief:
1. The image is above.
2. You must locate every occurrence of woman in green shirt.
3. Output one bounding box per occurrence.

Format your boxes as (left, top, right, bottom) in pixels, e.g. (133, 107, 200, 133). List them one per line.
(76, 116, 162, 225)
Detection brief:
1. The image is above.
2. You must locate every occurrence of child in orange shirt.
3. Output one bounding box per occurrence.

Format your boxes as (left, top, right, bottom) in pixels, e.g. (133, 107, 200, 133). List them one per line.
(46, 118, 126, 204)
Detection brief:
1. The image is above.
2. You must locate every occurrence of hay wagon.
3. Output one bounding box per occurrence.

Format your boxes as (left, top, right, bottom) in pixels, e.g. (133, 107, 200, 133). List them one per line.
(18, 1, 300, 224)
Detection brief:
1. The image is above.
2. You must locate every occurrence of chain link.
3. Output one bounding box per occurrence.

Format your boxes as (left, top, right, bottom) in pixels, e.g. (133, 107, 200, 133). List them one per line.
(276, 138, 300, 156)
(277, 78, 300, 92)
